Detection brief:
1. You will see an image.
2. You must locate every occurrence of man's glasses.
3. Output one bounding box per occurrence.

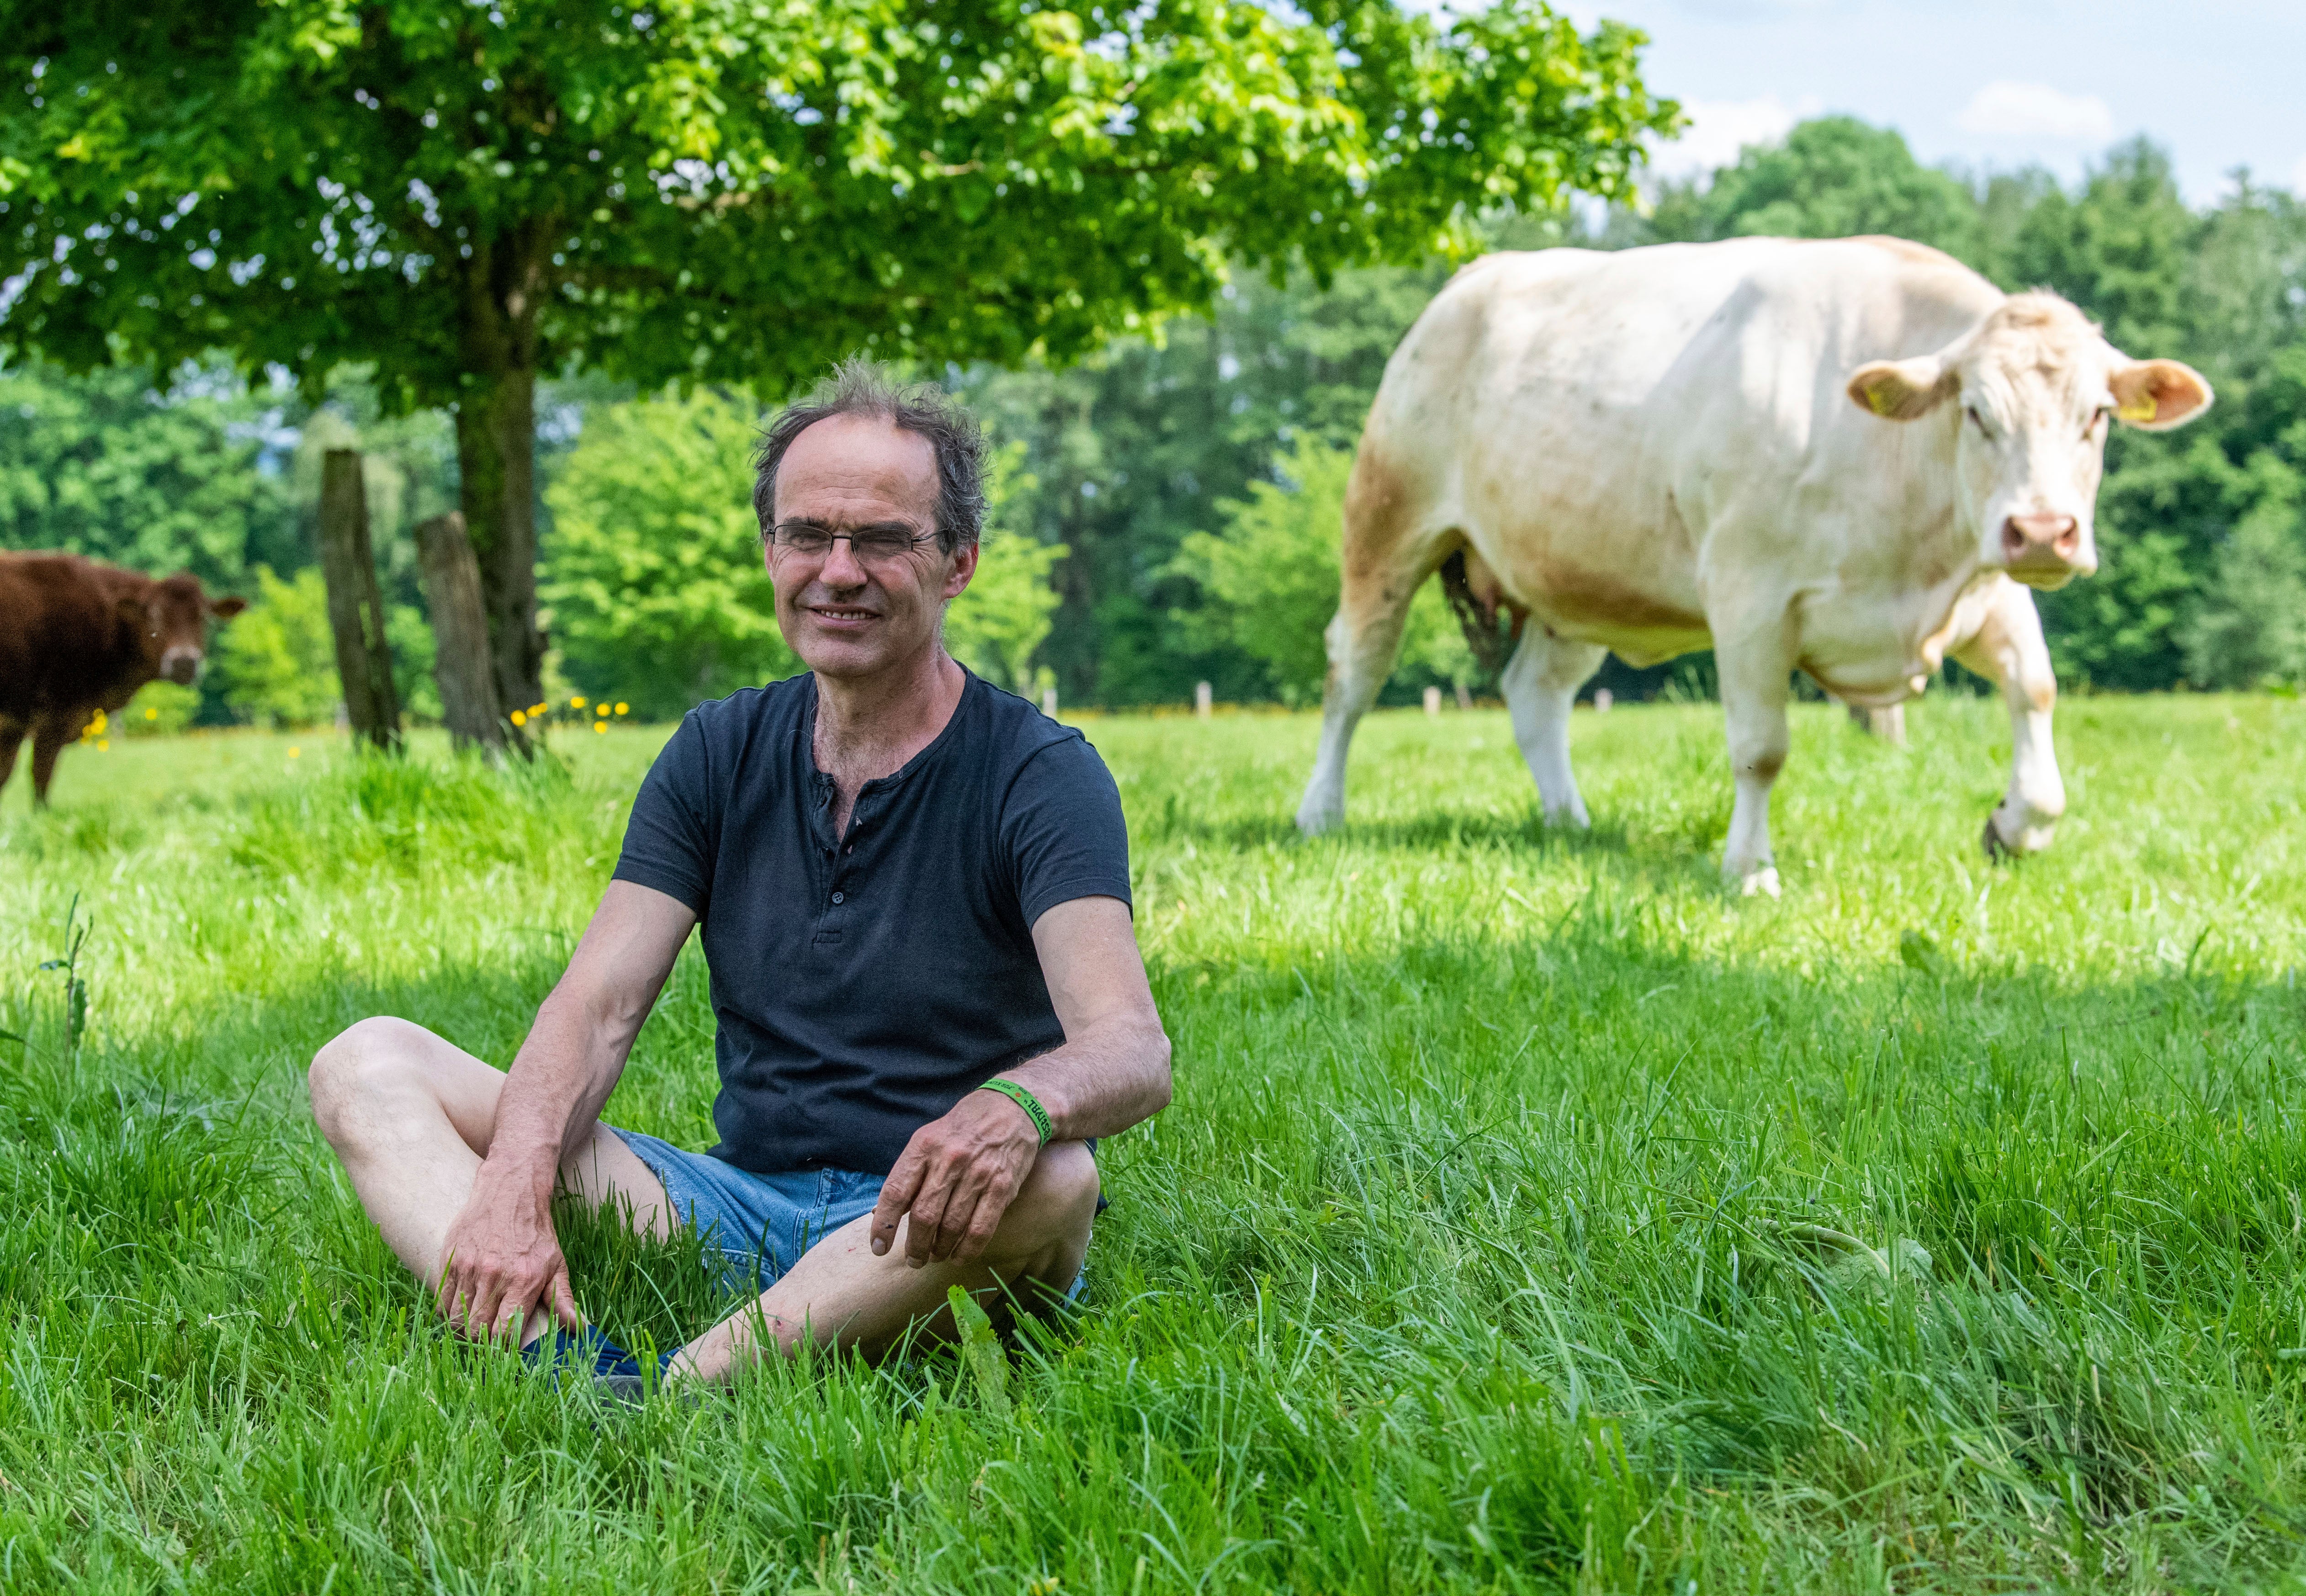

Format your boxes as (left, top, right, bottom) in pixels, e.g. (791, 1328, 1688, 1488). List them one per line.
(768, 522, 939, 562)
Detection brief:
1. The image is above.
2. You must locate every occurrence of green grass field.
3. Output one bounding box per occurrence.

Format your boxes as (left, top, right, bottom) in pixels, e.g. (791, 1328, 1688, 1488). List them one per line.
(5, 693, 2306, 1592)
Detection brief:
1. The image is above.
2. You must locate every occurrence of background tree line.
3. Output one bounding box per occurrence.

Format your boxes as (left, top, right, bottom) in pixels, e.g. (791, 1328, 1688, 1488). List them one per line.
(6, 115, 2302, 723)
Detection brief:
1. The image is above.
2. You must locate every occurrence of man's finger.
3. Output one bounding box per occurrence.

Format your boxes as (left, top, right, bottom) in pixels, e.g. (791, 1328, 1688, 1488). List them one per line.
(495, 1275, 542, 1341)
(465, 1271, 506, 1341)
(550, 1266, 583, 1332)
(906, 1154, 963, 1267)
(871, 1150, 927, 1257)
(953, 1167, 1018, 1263)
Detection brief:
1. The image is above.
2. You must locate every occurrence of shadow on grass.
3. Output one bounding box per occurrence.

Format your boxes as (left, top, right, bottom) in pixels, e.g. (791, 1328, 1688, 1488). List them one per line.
(1140, 804, 1732, 901)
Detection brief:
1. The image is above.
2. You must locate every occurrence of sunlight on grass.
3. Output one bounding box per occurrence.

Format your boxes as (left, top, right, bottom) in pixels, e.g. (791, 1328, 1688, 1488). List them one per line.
(2, 698, 2305, 1590)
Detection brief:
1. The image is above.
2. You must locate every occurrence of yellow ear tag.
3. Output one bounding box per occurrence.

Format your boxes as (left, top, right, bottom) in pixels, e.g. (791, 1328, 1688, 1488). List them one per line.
(1867, 385, 1896, 416)
(2116, 396, 2158, 423)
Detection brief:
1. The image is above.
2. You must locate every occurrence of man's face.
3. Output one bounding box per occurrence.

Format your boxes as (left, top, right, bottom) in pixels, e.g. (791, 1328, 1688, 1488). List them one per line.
(768, 415, 977, 680)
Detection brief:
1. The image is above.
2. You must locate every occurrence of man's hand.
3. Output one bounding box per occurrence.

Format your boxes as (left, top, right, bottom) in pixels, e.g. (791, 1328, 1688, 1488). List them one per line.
(869, 1089, 1043, 1267)
(434, 1163, 582, 1341)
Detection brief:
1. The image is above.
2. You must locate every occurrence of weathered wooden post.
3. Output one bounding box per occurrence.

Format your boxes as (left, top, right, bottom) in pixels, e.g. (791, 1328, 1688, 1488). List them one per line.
(1423, 685, 1442, 716)
(1041, 685, 1059, 719)
(1594, 688, 1613, 713)
(317, 449, 403, 753)
(1195, 681, 1212, 719)
(414, 511, 508, 756)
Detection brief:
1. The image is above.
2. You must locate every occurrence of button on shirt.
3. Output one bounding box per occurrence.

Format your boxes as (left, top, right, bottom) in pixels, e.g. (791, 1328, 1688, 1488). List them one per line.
(610, 670, 1133, 1175)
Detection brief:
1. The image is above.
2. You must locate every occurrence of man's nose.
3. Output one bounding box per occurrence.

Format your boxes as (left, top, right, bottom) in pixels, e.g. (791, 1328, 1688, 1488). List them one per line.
(161, 648, 202, 686)
(2000, 512, 2081, 571)
(819, 540, 869, 586)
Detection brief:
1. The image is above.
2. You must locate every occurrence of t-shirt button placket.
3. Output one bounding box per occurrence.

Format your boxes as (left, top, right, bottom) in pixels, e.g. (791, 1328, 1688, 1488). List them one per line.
(831, 891, 845, 905)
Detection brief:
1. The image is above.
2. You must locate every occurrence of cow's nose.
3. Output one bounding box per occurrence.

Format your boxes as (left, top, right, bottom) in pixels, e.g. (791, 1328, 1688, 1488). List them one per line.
(162, 652, 201, 686)
(2001, 513, 2080, 569)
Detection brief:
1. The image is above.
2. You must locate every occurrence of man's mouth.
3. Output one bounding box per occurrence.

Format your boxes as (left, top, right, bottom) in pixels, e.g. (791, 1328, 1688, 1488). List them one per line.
(809, 605, 878, 622)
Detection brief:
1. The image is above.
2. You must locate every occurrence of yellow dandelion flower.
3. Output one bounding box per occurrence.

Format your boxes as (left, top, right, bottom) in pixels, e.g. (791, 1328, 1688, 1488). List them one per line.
(615, 702, 629, 716)
(510, 709, 526, 727)
(97, 739, 110, 752)
(145, 706, 159, 721)
(571, 695, 587, 709)
(288, 746, 302, 759)
(593, 721, 607, 735)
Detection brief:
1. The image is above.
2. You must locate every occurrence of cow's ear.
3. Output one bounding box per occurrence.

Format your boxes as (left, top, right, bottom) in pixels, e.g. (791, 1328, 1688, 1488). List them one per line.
(115, 593, 153, 631)
(1847, 356, 1955, 421)
(2109, 359, 2213, 430)
(209, 596, 249, 620)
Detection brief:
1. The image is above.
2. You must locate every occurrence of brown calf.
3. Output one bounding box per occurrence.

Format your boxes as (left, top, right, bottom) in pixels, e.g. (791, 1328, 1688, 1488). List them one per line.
(0, 553, 246, 806)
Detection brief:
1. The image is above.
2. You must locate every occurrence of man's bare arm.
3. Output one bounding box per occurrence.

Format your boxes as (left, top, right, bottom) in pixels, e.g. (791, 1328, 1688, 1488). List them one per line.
(437, 880, 697, 1339)
(870, 894, 1170, 1266)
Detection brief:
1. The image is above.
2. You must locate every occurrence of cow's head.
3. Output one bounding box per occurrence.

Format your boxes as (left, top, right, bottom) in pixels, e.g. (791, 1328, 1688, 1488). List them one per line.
(1845, 292, 2212, 589)
(120, 573, 248, 685)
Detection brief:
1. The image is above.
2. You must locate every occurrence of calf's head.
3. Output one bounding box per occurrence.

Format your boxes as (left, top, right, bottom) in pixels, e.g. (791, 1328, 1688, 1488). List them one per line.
(1846, 292, 2211, 589)
(122, 573, 247, 684)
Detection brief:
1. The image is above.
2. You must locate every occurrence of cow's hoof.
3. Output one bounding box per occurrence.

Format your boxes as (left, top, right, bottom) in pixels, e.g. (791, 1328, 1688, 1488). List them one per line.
(1540, 803, 1592, 830)
(1295, 803, 1341, 838)
(1737, 865, 1781, 899)
(1981, 813, 2012, 863)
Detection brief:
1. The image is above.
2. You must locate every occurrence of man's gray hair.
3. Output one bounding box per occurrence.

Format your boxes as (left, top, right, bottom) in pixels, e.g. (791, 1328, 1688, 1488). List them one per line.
(753, 356, 988, 553)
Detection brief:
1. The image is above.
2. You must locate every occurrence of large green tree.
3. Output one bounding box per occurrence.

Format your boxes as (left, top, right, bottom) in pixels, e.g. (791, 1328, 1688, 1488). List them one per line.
(0, 0, 1672, 726)
(0, 358, 299, 586)
(1640, 115, 1981, 260)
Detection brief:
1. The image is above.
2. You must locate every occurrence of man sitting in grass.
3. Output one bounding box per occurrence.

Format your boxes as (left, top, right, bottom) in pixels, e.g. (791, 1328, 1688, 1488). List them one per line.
(307, 360, 1171, 1395)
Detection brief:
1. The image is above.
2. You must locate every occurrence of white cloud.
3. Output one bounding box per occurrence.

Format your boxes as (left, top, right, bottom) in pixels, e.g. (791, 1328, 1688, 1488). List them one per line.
(1644, 95, 1813, 181)
(1955, 80, 2115, 142)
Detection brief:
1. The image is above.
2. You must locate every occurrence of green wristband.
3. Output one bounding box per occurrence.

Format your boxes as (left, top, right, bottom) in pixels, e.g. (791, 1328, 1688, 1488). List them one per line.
(975, 1078, 1052, 1145)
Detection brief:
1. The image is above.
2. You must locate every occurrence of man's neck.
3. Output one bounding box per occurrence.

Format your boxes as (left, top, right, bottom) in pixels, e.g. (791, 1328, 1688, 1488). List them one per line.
(812, 644, 967, 791)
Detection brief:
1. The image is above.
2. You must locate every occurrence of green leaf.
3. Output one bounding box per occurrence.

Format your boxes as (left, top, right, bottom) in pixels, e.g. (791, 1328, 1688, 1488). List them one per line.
(946, 1283, 1012, 1420)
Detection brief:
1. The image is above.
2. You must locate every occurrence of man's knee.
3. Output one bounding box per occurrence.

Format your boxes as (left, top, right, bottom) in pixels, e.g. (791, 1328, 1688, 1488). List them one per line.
(990, 1141, 1100, 1269)
(307, 1016, 436, 1144)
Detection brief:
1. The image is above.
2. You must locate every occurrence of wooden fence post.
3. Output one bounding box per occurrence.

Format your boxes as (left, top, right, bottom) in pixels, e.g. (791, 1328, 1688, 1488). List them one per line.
(317, 449, 403, 753)
(414, 511, 508, 756)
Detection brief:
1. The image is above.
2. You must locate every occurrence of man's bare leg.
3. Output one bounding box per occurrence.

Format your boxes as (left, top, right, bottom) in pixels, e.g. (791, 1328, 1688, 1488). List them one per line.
(307, 1015, 671, 1346)
(673, 1140, 1101, 1381)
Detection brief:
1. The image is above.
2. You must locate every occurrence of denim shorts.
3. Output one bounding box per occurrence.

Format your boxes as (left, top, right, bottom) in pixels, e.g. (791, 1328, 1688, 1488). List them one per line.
(609, 1127, 1088, 1301)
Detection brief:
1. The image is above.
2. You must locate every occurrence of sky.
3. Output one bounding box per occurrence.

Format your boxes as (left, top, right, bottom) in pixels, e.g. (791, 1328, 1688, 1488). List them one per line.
(1545, 0, 2306, 203)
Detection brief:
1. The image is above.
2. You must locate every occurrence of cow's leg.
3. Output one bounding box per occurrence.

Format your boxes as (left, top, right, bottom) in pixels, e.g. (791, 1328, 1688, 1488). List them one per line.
(1296, 457, 1434, 836)
(0, 717, 24, 802)
(1501, 626, 1606, 827)
(29, 712, 81, 807)
(1715, 625, 1797, 897)
(1951, 580, 2063, 858)
(1845, 701, 1907, 745)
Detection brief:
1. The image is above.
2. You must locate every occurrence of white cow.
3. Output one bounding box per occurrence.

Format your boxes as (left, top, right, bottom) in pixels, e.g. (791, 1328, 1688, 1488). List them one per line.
(1295, 236, 2213, 893)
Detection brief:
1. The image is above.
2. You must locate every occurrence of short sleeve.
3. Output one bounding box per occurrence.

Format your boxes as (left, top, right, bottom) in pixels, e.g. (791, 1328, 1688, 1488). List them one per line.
(612, 711, 717, 917)
(1000, 733, 1133, 928)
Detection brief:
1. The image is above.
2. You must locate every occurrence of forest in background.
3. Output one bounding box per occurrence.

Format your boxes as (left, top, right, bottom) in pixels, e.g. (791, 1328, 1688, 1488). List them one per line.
(4, 115, 2302, 723)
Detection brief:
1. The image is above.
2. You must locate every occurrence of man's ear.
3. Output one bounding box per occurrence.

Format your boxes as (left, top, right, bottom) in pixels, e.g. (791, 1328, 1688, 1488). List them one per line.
(209, 596, 249, 620)
(942, 540, 980, 603)
(1847, 355, 1956, 421)
(2109, 358, 2213, 430)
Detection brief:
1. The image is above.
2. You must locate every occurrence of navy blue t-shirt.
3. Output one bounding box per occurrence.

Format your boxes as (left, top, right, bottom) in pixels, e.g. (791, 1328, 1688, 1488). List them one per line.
(611, 669, 1132, 1175)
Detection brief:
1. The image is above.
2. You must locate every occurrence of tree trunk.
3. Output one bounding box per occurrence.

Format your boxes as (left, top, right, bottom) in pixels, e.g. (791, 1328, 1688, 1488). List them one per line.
(414, 511, 507, 757)
(455, 367, 545, 730)
(454, 225, 550, 747)
(316, 449, 403, 753)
